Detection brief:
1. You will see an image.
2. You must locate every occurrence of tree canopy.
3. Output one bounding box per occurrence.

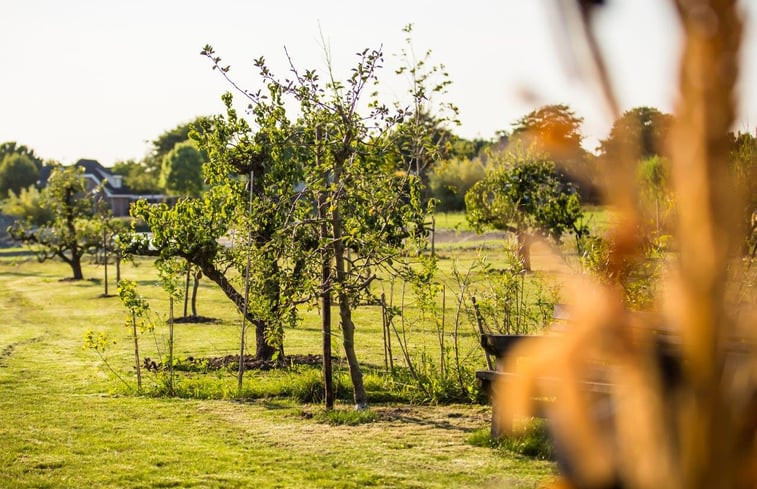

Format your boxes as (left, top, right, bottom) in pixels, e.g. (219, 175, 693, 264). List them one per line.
(196, 32, 442, 407)
(598, 106, 674, 162)
(111, 159, 161, 194)
(428, 157, 486, 212)
(128, 93, 307, 362)
(0, 142, 44, 171)
(143, 118, 208, 176)
(508, 104, 599, 202)
(8, 164, 105, 279)
(159, 140, 206, 197)
(0, 153, 40, 198)
(465, 150, 584, 270)
(511, 104, 584, 160)
(1, 185, 53, 226)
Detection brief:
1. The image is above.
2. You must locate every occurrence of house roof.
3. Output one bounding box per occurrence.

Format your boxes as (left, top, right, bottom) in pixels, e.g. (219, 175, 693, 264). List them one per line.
(37, 159, 137, 196)
(77, 159, 135, 196)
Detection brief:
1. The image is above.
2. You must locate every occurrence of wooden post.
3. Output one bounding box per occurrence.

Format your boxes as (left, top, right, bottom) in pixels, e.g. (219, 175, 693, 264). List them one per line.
(103, 224, 109, 296)
(439, 284, 446, 377)
(317, 126, 334, 409)
(238, 170, 254, 395)
(387, 281, 394, 372)
(183, 264, 190, 318)
(381, 293, 389, 372)
(472, 296, 493, 370)
(131, 311, 142, 392)
(322, 258, 334, 409)
(168, 297, 174, 396)
(430, 215, 436, 258)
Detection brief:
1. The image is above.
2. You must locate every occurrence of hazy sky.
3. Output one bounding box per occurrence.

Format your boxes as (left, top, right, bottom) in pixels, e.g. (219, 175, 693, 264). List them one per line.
(2, 0, 756, 166)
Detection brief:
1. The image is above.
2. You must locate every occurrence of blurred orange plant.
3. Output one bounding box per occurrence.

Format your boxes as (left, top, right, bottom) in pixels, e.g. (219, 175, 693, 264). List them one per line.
(494, 1, 757, 488)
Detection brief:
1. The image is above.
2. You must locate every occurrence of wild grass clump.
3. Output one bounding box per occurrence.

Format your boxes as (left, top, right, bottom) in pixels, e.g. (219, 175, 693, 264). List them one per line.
(124, 363, 481, 406)
(467, 419, 553, 460)
(276, 367, 350, 403)
(375, 364, 481, 404)
(127, 365, 425, 404)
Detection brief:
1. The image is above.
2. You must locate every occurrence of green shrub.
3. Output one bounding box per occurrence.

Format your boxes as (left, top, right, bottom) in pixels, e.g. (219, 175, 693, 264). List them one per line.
(278, 367, 352, 403)
(0, 154, 39, 199)
(1, 185, 53, 226)
(429, 158, 485, 212)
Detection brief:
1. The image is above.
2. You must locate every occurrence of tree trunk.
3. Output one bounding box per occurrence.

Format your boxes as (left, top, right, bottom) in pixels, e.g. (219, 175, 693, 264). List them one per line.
(516, 231, 532, 272)
(123, 240, 279, 361)
(319, 216, 334, 409)
(333, 211, 367, 409)
(336, 286, 367, 409)
(103, 227, 109, 296)
(322, 280, 334, 409)
(65, 187, 84, 281)
(183, 264, 190, 317)
(191, 270, 200, 317)
(199, 261, 278, 361)
(70, 253, 84, 280)
(254, 319, 276, 360)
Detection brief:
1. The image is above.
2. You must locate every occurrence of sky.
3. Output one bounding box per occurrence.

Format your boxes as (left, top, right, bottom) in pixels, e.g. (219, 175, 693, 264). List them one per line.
(2, 0, 756, 166)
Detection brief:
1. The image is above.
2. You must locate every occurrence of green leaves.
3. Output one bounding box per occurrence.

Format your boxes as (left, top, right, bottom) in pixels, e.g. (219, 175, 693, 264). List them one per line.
(0, 153, 39, 199)
(118, 279, 150, 317)
(6, 163, 107, 279)
(160, 140, 206, 197)
(465, 151, 583, 242)
(83, 330, 113, 354)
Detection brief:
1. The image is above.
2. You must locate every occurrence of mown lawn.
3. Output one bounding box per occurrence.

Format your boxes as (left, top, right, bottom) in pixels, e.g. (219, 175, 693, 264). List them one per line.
(0, 251, 555, 488)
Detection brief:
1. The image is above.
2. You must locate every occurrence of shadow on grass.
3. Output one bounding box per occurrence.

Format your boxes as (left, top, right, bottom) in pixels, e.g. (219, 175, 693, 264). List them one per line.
(259, 399, 297, 411)
(377, 407, 481, 433)
(0, 270, 43, 278)
(0, 249, 35, 258)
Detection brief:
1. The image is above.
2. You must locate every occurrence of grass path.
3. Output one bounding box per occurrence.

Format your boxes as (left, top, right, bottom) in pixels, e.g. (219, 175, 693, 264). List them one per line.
(0, 256, 554, 488)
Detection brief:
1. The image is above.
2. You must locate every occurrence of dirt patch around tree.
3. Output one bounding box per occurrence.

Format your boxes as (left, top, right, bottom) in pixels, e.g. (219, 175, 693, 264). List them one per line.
(143, 353, 335, 373)
(172, 315, 220, 324)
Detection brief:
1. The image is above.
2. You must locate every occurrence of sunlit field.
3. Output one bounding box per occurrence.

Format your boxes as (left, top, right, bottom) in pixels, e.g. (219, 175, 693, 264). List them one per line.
(0, 241, 561, 488)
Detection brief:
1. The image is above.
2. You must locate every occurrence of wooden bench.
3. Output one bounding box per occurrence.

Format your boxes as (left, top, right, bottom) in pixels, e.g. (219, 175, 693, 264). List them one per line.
(476, 330, 685, 438)
(476, 333, 562, 438)
(475, 328, 757, 440)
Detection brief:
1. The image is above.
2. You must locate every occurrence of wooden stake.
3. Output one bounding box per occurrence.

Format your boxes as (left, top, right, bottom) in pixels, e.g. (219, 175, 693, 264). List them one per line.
(238, 170, 254, 394)
(132, 311, 142, 392)
(168, 297, 174, 396)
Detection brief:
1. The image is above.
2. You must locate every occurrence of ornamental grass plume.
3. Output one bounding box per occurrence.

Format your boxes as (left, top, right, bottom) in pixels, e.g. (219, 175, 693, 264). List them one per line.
(494, 1, 756, 488)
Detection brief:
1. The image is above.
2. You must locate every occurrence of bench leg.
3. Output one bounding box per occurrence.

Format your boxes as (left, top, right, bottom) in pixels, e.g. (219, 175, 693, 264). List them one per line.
(491, 394, 503, 439)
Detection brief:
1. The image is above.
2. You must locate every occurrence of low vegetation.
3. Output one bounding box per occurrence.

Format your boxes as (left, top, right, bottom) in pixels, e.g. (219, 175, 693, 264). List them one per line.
(467, 419, 554, 461)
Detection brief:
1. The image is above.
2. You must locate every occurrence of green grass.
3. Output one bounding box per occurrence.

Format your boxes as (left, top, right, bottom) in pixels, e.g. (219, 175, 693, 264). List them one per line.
(432, 211, 472, 232)
(431, 206, 615, 234)
(0, 253, 556, 488)
(312, 407, 381, 426)
(468, 419, 554, 461)
(580, 205, 619, 235)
